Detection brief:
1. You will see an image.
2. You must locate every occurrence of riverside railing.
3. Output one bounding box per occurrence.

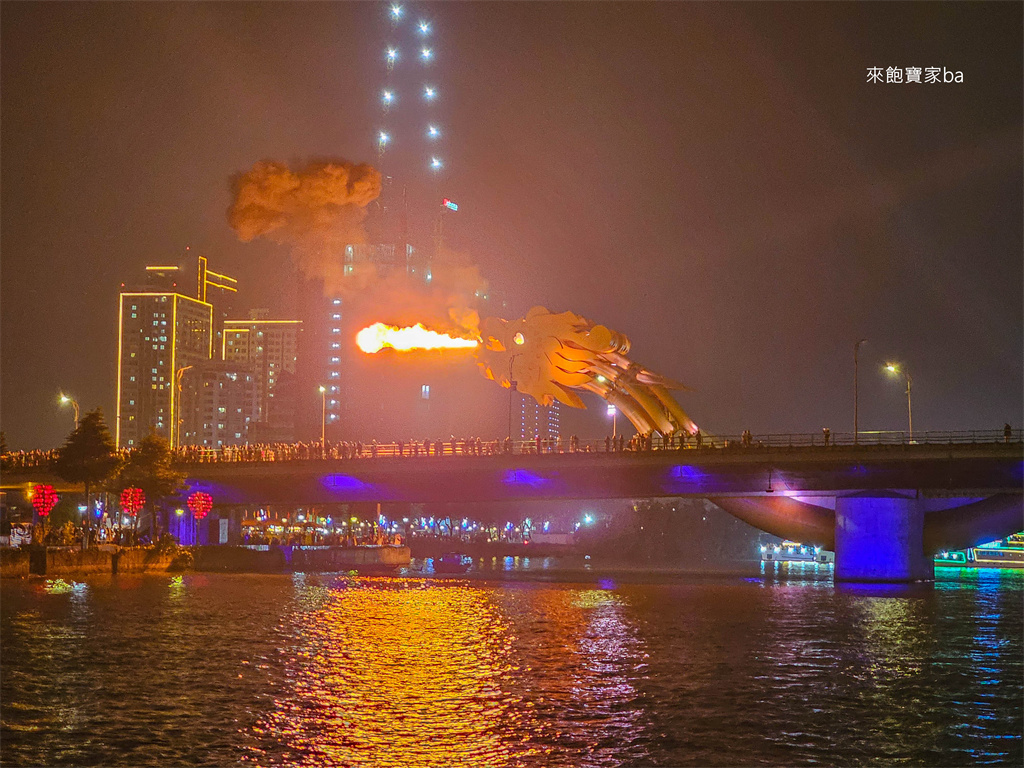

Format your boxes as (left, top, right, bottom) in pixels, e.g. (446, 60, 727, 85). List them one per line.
(3, 430, 1020, 471)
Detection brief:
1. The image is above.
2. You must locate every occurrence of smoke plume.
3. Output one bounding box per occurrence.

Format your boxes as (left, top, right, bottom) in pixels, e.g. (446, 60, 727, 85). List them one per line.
(229, 159, 487, 339)
(228, 159, 382, 283)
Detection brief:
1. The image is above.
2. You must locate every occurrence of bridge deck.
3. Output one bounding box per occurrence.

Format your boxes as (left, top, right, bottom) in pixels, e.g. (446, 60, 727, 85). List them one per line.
(4, 442, 1021, 505)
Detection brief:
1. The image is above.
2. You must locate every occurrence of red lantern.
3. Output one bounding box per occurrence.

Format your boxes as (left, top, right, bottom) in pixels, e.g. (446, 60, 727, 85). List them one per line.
(32, 484, 59, 517)
(187, 491, 212, 520)
(119, 487, 146, 516)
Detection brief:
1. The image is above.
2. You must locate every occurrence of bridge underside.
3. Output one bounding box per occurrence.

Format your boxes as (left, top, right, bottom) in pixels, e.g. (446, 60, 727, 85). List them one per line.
(711, 492, 1023, 582)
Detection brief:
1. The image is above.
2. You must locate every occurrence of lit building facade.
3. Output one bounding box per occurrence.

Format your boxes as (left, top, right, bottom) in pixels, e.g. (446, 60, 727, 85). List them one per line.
(223, 313, 301, 442)
(179, 362, 259, 448)
(116, 292, 213, 449)
(517, 393, 561, 442)
(116, 255, 238, 449)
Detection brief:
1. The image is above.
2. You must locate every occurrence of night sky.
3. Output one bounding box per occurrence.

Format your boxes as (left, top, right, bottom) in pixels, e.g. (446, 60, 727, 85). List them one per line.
(2, 2, 1021, 450)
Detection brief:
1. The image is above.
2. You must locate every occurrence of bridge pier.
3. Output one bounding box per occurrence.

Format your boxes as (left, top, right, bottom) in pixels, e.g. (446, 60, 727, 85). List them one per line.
(834, 492, 933, 583)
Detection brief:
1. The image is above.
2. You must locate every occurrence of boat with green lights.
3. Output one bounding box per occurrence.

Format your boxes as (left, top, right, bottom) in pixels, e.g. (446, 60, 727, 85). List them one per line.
(935, 532, 1024, 569)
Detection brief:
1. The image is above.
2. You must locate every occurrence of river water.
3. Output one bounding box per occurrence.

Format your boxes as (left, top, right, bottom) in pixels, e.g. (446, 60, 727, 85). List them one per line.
(1, 565, 1021, 767)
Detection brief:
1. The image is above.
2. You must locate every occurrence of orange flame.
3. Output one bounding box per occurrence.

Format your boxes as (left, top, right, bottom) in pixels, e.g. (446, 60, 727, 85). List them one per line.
(356, 323, 480, 353)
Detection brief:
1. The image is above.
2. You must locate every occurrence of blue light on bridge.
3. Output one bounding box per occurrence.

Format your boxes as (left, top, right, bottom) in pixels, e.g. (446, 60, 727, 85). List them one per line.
(502, 469, 550, 488)
(321, 474, 373, 494)
(184, 480, 246, 505)
(670, 465, 708, 481)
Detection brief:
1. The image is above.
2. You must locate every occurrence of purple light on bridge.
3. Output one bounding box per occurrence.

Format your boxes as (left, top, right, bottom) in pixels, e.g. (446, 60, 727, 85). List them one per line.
(669, 465, 711, 484)
(661, 464, 713, 495)
(183, 480, 245, 505)
(321, 474, 374, 494)
(502, 469, 550, 488)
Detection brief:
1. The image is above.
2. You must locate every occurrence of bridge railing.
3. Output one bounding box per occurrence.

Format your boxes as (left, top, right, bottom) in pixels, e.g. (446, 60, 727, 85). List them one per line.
(2, 430, 1020, 470)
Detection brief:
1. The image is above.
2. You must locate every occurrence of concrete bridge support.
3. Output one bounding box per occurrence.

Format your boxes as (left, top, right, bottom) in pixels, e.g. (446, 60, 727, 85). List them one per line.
(712, 492, 1021, 583)
(833, 492, 932, 583)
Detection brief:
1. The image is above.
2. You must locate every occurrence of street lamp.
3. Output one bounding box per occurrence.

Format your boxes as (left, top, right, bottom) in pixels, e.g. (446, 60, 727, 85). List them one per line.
(854, 339, 867, 444)
(319, 386, 327, 457)
(607, 402, 618, 438)
(59, 393, 79, 429)
(174, 365, 194, 449)
(507, 354, 522, 442)
(885, 363, 913, 442)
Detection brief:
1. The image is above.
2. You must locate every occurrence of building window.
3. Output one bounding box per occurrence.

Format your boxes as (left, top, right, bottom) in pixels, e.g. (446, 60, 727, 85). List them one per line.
(421, 385, 430, 399)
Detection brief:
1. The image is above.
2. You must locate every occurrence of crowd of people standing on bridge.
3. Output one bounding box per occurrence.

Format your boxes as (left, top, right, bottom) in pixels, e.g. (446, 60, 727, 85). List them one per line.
(1, 433, 706, 471)
(171, 433, 716, 463)
(6, 426, 1019, 472)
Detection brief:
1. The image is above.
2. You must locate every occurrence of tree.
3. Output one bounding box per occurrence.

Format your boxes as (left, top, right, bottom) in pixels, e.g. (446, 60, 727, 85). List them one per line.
(115, 431, 184, 541)
(54, 408, 121, 535)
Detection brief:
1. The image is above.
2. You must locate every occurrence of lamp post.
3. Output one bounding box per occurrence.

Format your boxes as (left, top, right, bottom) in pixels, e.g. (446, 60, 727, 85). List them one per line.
(174, 365, 194, 449)
(885, 363, 913, 442)
(59, 393, 79, 429)
(507, 357, 518, 443)
(319, 386, 327, 457)
(853, 339, 867, 444)
(607, 403, 617, 439)
(508, 333, 525, 443)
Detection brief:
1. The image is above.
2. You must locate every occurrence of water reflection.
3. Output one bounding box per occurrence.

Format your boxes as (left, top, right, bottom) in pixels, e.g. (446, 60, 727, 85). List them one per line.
(249, 577, 541, 767)
(1, 572, 1020, 767)
(489, 585, 649, 766)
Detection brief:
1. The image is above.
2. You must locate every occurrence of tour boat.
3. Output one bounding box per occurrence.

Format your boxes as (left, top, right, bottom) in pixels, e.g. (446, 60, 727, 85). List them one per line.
(432, 552, 472, 574)
(935, 533, 1024, 569)
(760, 540, 834, 564)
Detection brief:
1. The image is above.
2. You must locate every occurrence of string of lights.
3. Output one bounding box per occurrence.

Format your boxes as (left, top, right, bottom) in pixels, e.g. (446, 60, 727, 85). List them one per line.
(380, 3, 443, 173)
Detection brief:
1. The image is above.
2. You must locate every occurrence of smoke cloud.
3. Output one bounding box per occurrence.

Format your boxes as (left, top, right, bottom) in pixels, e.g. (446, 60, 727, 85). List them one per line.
(229, 159, 487, 339)
(228, 159, 382, 282)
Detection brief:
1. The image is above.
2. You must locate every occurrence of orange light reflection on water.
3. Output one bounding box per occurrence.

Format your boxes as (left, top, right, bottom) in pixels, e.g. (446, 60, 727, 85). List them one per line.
(250, 578, 543, 767)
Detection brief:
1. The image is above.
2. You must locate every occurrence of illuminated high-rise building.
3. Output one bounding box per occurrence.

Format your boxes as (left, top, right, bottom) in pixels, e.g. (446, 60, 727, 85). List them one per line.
(140, 255, 238, 358)
(285, 5, 504, 442)
(178, 362, 259, 448)
(115, 255, 238, 449)
(517, 394, 561, 442)
(223, 312, 301, 442)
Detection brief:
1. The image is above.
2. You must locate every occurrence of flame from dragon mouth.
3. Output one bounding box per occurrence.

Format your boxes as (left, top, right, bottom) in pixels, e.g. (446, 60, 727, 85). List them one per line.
(356, 323, 480, 353)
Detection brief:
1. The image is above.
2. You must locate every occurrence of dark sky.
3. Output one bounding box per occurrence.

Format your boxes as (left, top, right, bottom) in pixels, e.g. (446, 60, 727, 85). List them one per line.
(2, 1, 1021, 450)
